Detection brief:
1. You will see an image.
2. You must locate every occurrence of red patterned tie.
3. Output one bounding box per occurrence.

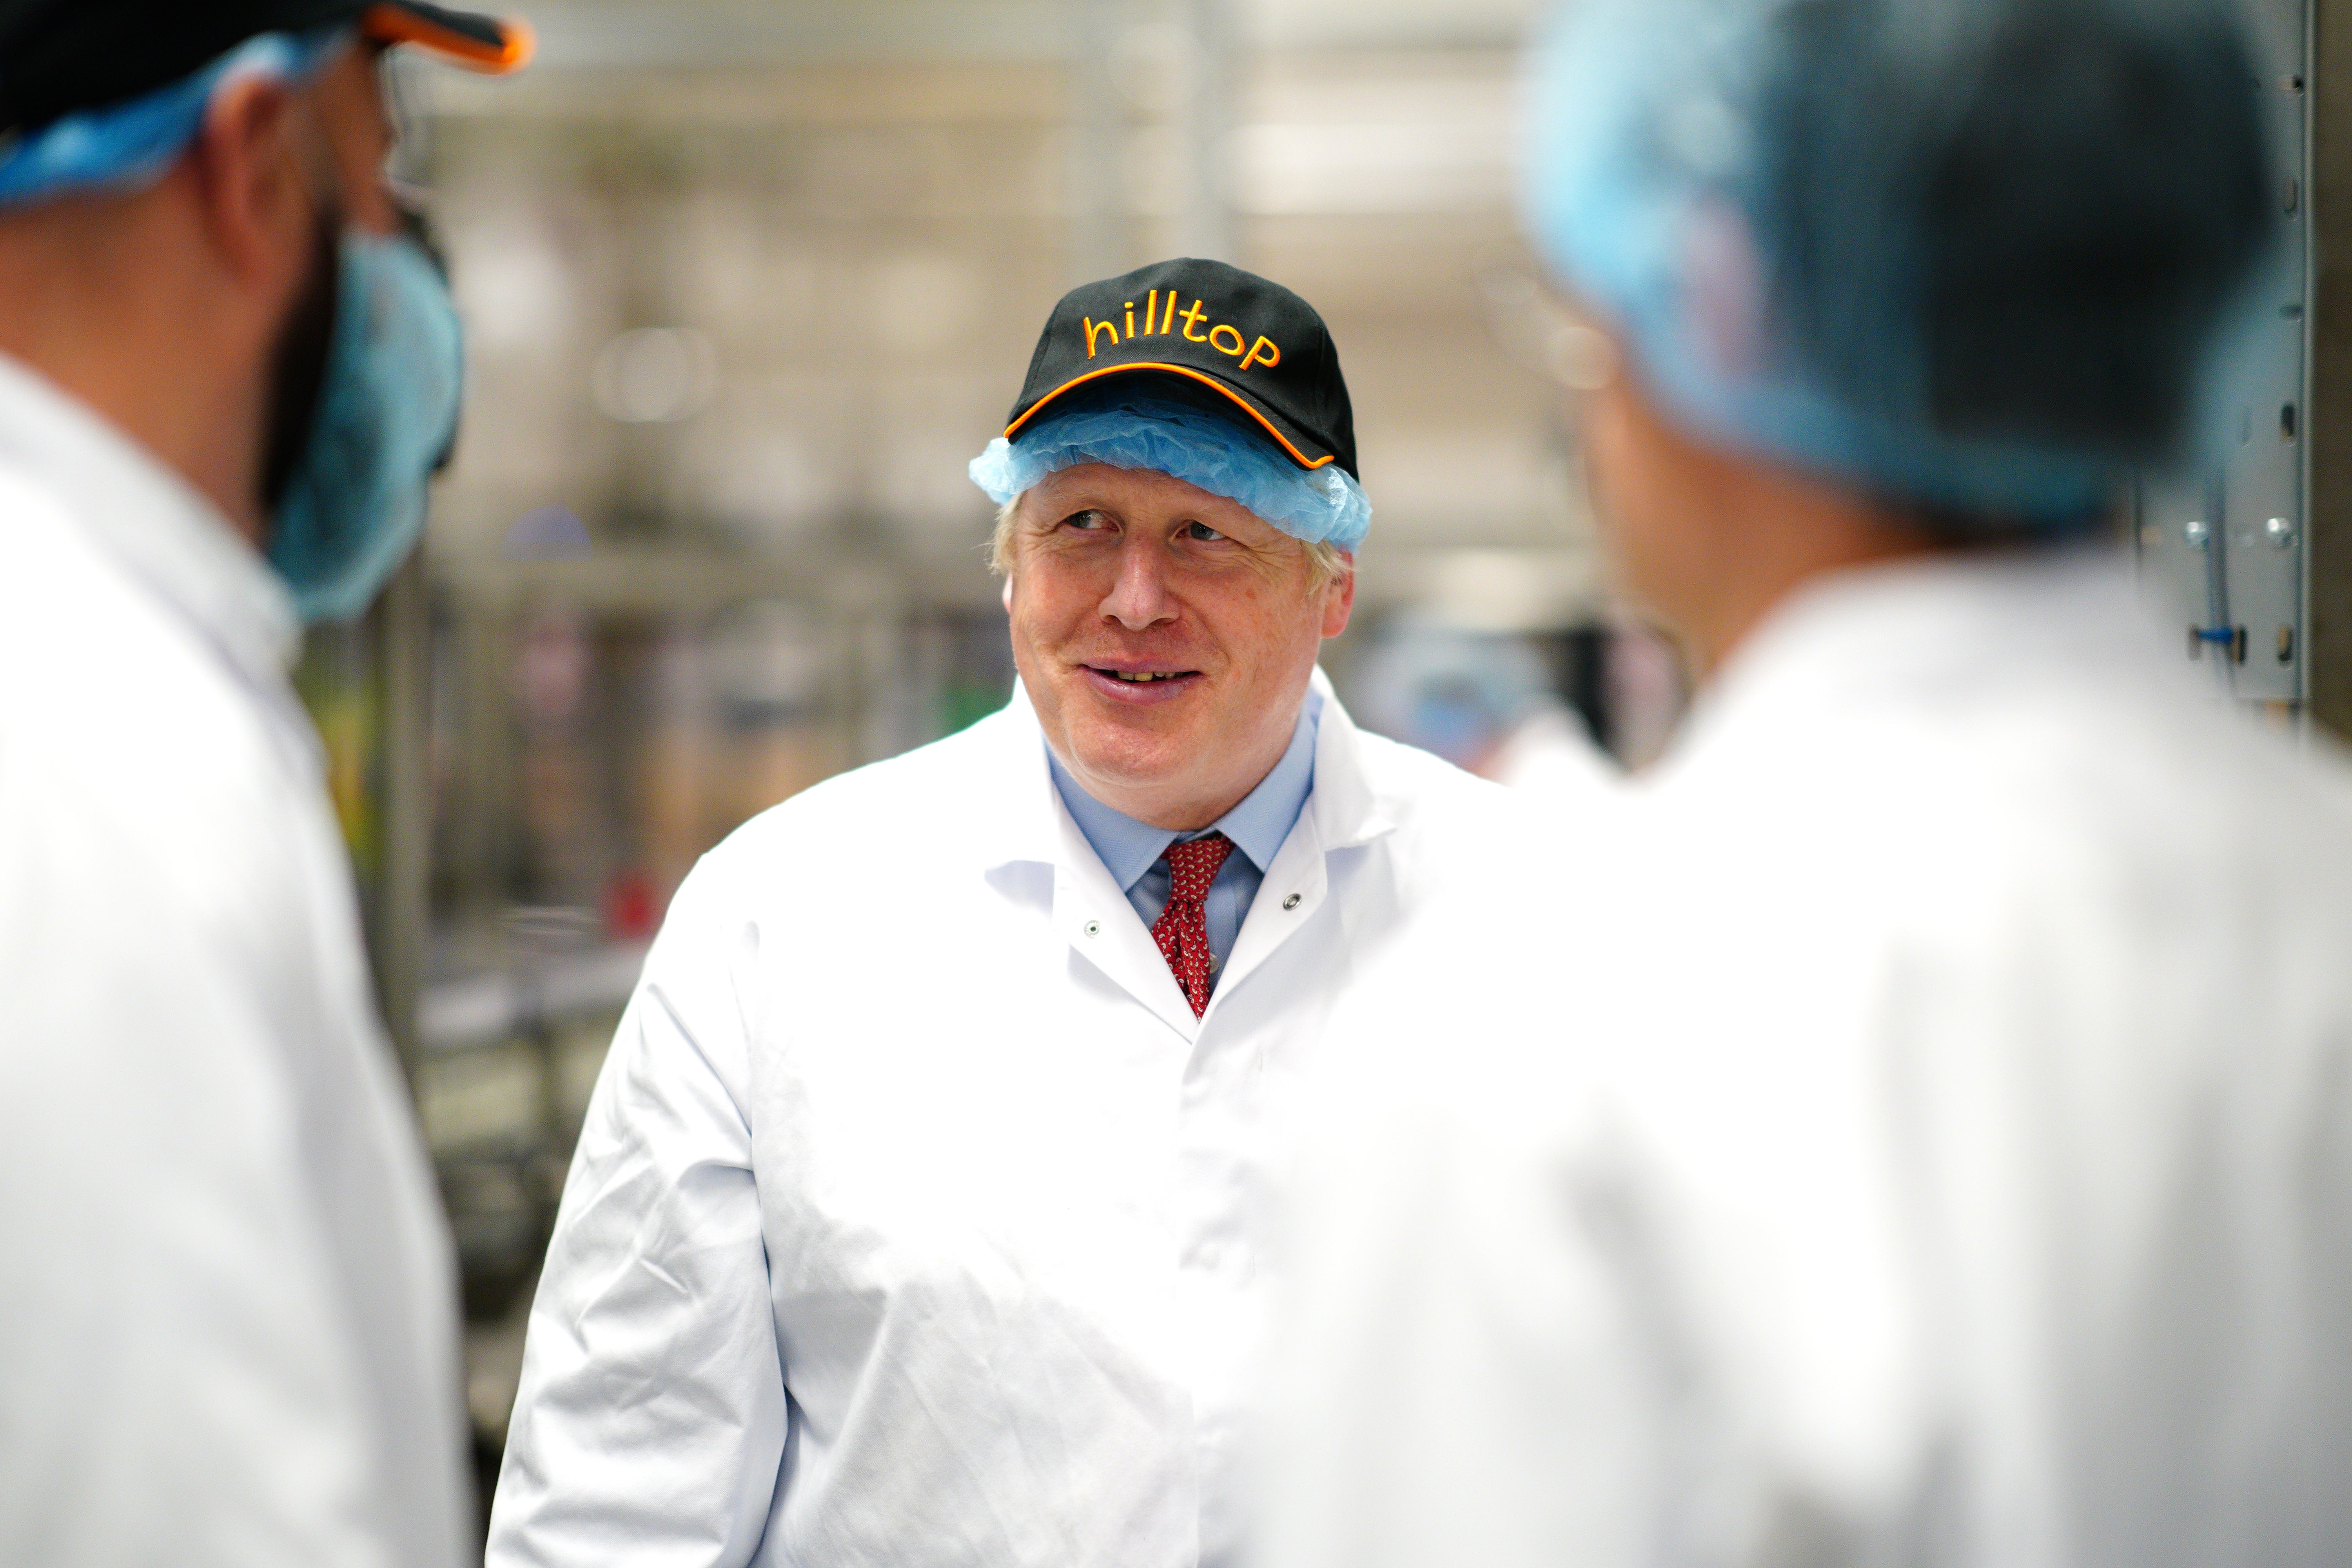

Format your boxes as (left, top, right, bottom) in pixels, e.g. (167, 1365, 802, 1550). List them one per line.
(1151, 832, 1236, 1017)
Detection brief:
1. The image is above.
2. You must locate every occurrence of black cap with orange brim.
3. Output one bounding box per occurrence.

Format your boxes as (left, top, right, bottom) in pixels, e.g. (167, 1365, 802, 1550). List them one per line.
(359, 0, 532, 72)
(0, 0, 531, 138)
(1005, 258, 1360, 481)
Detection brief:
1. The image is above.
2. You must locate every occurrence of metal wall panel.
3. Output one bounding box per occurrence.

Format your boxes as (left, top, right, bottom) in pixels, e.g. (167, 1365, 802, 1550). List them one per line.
(2136, 0, 2311, 705)
(2310, 0, 2352, 737)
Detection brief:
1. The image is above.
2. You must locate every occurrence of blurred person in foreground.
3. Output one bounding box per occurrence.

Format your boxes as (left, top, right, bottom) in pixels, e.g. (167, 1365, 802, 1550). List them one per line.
(488, 260, 1512, 1567)
(1266, 1, 2352, 1565)
(0, 4, 527, 1562)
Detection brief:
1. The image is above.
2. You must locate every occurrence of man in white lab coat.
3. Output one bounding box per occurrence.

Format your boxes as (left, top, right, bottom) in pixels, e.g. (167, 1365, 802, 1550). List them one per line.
(1269, 2, 2352, 1566)
(0, 5, 528, 1564)
(487, 259, 1518, 1567)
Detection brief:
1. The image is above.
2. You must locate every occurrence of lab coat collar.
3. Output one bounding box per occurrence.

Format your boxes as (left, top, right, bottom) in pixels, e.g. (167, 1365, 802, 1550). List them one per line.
(995, 683, 1202, 1033)
(1298, 665, 1397, 854)
(969, 678, 1077, 871)
(0, 352, 301, 698)
(975, 667, 1393, 875)
(978, 667, 1397, 1040)
(1197, 673, 1397, 1021)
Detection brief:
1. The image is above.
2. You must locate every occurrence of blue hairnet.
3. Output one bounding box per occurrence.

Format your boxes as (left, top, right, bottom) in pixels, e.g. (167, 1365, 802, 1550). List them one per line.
(1526, 0, 2276, 527)
(969, 396, 1372, 551)
(0, 28, 345, 208)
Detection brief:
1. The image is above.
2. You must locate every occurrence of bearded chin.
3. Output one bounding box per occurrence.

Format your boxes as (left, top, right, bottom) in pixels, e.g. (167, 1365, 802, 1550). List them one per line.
(258, 212, 343, 516)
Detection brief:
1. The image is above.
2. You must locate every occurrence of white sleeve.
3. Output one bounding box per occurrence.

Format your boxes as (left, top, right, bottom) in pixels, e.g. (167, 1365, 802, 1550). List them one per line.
(0, 830, 396, 1567)
(487, 860, 786, 1568)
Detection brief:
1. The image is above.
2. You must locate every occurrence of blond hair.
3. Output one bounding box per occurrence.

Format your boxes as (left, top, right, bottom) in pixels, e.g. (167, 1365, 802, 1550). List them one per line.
(988, 492, 1352, 589)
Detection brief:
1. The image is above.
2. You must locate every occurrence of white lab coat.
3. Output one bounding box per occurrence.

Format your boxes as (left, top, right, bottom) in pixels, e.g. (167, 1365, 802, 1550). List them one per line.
(1268, 552, 2352, 1568)
(487, 677, 1516, 1568)
(0, 358, 469, 1568)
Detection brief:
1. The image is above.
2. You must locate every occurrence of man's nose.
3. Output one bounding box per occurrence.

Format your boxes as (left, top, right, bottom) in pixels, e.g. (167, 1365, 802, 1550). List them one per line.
(1098, 537, 1178, 632)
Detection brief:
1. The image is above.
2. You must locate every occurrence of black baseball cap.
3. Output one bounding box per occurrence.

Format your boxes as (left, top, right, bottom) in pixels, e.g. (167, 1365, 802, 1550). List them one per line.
(1004, 258, 1360, 481)
(0, 0, 532, 138)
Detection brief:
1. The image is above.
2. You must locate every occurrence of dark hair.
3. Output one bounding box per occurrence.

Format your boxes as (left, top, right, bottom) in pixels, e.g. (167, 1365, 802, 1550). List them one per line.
(1755, 0, 2274, 470)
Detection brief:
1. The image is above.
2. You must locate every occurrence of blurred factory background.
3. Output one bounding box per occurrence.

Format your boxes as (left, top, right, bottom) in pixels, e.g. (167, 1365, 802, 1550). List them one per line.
(10, 0, 2347, 1545)
(292, 0, 2343, 1506)
(292, 0, 1689, 1493)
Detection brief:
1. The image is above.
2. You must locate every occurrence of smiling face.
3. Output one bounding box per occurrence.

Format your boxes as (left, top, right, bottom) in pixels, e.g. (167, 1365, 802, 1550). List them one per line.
(1005, 462, 1354, 831)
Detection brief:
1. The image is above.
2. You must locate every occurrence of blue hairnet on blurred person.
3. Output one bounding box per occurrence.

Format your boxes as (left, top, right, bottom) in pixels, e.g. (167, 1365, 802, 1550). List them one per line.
(1265, 3, 2352, 1567)
(1530, 0, 2272, 526)
(0, 4, 526, 1564)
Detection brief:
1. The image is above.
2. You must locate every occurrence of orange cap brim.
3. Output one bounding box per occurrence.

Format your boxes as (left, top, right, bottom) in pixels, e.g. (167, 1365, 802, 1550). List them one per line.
(361, 2, 535, 73)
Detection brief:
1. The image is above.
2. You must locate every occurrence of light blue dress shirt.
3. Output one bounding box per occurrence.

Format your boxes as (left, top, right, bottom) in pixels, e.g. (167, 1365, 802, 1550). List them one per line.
(1051, 691, 1322, 976)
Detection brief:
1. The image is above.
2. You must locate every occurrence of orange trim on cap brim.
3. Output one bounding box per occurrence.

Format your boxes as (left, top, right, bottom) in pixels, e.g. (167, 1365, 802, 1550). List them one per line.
(361, 3, 535, 73)
(1004, 363, 1336, 472)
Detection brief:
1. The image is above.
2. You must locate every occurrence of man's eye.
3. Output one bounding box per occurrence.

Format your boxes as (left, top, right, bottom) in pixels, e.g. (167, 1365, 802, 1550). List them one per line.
(1182, 521, 1227, 543)
(1061, 509, 1111, 532)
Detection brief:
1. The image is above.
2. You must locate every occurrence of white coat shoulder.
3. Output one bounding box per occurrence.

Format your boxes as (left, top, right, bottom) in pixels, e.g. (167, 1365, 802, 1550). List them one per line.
(1349, 720, 1515, 817)
(690, 704, 1030, 896)
(598, 709, 1039, 1111)
(1355, 723, 1567, 897)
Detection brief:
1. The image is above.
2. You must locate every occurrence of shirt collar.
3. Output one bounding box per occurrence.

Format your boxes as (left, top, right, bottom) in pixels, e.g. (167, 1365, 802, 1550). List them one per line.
(0, 353, 300, 695)
(1048, 690, 1323, 892)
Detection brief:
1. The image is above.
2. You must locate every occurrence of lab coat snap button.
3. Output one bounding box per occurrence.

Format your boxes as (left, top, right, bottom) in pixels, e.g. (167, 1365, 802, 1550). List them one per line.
(1083, 919, 1101, 937)
(1282, 893, 1302, 911)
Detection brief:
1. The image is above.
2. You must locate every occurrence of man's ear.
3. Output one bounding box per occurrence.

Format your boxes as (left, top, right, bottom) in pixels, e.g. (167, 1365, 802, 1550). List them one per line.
(185, 72, 311, 290)
(1320, 555, 1355, 639)
(1002, 574, 1016, 613)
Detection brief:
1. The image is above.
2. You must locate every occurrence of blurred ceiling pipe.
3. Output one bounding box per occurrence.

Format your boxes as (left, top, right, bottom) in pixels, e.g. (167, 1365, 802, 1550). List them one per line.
(1179, 0, 1235, 262)
(1070, 0, 1129, 282)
